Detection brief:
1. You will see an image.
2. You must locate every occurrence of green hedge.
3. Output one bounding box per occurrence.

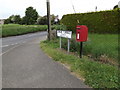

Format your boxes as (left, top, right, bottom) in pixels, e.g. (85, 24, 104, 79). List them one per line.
(1, 24, 66, 37)
(61, 9, 119, 34)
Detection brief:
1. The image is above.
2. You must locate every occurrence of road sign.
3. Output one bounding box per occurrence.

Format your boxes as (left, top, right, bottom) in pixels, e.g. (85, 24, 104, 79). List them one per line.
(57, 30, 72, 53)
(57, 30, 72, 39)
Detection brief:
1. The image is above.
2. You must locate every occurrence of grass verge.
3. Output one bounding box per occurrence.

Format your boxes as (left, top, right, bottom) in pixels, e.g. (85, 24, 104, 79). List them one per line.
(62, 33, 118, 66)
(1, 24, 47, 37)
(40, 39, 119, 88)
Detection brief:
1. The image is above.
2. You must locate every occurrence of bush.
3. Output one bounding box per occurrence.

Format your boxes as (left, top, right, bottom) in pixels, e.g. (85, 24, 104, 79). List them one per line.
(51, 25, 66, 30)
(61, 9, 119, 34)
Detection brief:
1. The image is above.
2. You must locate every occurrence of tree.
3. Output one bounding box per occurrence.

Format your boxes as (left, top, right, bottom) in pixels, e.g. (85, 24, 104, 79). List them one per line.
(12, 15, 21, 24)
(4, 18, 11, 24)
(23, 6, 38, 25)
(21, 16, 28, 25)
(113, 5, 118, 9)
(4, 15, 14, 24)
(37, 14, 59, 25)
(4, 15, 22, 24)
(37, 15, 47, 25)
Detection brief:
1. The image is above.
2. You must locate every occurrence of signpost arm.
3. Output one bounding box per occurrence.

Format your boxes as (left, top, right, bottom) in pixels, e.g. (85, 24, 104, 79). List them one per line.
(80, 42, 83, 58)
(57, 30, 72, 51)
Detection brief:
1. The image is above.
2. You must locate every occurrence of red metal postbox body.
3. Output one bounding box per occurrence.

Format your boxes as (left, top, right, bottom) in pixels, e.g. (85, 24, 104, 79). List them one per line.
(76, 25, 88, 42)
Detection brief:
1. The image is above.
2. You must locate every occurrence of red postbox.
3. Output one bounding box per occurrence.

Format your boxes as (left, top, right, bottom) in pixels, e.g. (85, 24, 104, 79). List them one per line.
(76, 25, 88, 42)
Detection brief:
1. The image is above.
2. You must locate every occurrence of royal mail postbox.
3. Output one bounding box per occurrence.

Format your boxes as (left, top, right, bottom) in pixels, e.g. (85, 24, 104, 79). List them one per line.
(76, 25, 88, 42)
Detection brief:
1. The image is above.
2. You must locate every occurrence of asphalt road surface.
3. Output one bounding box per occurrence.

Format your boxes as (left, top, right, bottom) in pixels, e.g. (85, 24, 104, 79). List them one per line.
(2, 31, 89, 88)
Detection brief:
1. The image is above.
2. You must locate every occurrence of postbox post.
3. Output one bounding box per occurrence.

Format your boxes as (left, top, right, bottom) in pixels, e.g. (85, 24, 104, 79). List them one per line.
(80, 42, 83, 58)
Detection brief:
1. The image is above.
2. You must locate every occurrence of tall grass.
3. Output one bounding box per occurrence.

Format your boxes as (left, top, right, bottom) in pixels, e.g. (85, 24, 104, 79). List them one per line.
(84, 34, 118, 59)
(61, 33, 118, 64)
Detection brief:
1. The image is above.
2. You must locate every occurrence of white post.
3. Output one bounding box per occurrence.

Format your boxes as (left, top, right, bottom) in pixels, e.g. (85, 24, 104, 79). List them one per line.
(68, 38, 70, 52)
(60, 37, 62, 49)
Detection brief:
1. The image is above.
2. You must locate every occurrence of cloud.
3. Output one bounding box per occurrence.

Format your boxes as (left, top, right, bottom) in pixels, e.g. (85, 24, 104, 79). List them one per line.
(0, 0, 119, 19)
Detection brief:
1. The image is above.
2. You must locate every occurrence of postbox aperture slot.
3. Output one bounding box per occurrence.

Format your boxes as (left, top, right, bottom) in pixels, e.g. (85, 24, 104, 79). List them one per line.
(77, 27, 81, 30)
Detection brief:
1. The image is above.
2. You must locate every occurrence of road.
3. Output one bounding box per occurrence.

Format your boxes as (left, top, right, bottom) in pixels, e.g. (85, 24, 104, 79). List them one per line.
(2, 31, 47, 54)
(2, 31, 89, 88)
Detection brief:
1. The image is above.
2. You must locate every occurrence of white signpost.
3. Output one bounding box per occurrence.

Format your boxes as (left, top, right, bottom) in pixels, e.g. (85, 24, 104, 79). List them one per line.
(57, 30, 72, 39)
(57, 30, 72, 52)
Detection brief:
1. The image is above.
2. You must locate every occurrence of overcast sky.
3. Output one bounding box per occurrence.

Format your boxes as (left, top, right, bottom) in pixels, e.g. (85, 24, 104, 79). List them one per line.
(0, 0, 119, 19)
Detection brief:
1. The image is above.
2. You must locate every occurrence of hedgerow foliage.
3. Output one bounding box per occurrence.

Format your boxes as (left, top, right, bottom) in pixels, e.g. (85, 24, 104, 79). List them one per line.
(61, 9, 119, 34)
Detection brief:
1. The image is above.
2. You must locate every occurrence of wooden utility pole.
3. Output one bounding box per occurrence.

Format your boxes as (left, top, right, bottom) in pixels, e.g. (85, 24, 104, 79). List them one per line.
(46, 0, 51, 41)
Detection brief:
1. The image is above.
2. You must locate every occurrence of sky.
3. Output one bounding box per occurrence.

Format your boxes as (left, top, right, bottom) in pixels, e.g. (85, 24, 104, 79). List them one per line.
(0, 0, 119, 19)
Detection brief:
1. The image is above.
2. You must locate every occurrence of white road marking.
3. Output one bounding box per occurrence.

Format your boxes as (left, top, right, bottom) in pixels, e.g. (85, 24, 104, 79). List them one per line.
(1, 41, 26, 48)
(0, 41, 27, 56)
(1, 45, 9, 47)
(0, 45, 21, 56)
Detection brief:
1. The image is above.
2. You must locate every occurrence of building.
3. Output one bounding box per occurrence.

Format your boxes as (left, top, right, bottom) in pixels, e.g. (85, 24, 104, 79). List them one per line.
(0, 19, 5, 24)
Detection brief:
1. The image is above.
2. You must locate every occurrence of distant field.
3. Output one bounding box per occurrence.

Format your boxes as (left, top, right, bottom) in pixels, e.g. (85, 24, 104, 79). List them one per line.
(1, 24, 66, 37)
(1, 24, 47, 37)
